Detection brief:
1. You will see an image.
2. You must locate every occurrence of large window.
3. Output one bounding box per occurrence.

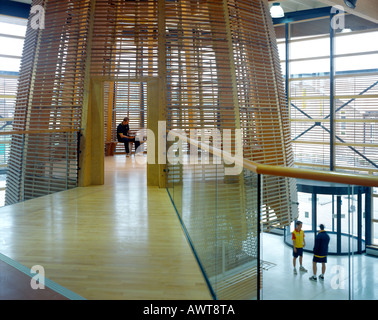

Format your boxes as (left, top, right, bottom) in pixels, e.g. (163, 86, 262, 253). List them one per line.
(374, 188, 378, 246)
(275, 13, 378, 248)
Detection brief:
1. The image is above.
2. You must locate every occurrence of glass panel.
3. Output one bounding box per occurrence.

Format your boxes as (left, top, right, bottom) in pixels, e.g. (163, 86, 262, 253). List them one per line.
(166, 141, 259, 300)
(317, 194, 334, 234)
(280, 61, 286, 78)
(374, 197, 378, 219)
(277, 42, 286, 61)
(0, 173, 5, 206)
(214, 166, 259, 300)
(0, 57, 21, 73)
(290, 58, 330, 78)
(373, 222, 378, 245)
(290, 37, 330, 60)
(0, 36, 24, 57)
(335, 31, 378, 55)
(373, 196, 378, 246)
(0, 16, 27, 37)
(335, 53, 378, 73)
(297, 192, 313, 231)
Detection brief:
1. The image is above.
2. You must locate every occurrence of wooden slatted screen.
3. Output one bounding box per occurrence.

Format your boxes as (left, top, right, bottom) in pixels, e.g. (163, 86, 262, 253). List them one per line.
(6, 0, 90, 204)
(112, 81, 147, 154)
(7, 0, 297, 299)
(163, 0, 297, 299)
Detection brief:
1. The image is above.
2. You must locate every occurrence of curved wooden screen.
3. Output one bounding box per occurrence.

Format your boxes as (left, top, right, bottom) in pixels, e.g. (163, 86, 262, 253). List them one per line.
(6, 0, 296, 298)
(6, 0, 90, 204)
(163, 0, 297, 231)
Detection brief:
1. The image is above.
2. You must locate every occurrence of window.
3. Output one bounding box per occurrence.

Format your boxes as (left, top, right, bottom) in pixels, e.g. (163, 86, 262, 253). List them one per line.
(274, 12, 378, 249)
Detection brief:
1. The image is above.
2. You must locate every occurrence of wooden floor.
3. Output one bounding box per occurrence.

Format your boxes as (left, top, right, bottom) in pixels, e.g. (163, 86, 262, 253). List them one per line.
(0, 155, 212, 300)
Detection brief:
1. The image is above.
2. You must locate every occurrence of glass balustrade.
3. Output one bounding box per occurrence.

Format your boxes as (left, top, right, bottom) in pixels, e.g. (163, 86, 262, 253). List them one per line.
(166, 142, 377, 300)
(167, 150, 260, 300)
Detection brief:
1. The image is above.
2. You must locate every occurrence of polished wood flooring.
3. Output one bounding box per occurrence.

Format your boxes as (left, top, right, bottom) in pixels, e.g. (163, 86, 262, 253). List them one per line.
(0, 155, 212, 300)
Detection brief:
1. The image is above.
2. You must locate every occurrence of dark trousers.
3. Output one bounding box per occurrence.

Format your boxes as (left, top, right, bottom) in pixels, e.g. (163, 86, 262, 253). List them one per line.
(119, 137, 141, 154)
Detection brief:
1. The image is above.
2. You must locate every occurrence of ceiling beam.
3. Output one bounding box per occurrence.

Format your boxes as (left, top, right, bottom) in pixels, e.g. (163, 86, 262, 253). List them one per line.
(0, 0, 30, 19)
(268, 0, 378, 24)
(317, 0, 378, 23)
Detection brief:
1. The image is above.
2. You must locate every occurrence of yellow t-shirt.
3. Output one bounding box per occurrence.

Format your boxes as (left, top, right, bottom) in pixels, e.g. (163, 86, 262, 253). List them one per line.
(292, 228, 305, 248)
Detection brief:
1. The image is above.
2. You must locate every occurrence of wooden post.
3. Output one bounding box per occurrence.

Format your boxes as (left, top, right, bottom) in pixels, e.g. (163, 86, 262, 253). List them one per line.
(147, 78, 160, 186)
(79, 78, 105, 186)
(157, 0, 167, 188)
(78, 0, 105, 187)
(106, 82, 115, 143)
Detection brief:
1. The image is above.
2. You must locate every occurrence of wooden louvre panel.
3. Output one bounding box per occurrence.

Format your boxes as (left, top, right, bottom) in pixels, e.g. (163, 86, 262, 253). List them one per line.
(227, 0, 297, 230)
(112, 81, 147, 154)
(163, 0, 297, 300)
(91, 0, 157, 155)
(90, 0, 158, 78)
(6, 0, 43, 205)
(6, 0, 296, 300)
(6, 0, 90, 204)
(164, 0, 247, 299)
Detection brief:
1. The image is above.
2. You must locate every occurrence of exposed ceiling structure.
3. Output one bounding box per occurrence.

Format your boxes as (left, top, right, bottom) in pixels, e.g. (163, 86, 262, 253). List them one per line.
(268, 0, 378, 23)
(6, 0, 378, 24)
(268, 0, 329, 13)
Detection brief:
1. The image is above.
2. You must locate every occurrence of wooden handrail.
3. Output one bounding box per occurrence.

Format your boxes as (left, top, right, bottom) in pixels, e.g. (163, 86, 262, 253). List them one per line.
(169, 130, 378, 188)
(0, 128, 80, 136)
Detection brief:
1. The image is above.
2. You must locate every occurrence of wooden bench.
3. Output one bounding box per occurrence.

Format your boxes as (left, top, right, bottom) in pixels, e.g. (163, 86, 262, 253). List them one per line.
(105, 141, 118, 156)
(105, 140, 144, 156)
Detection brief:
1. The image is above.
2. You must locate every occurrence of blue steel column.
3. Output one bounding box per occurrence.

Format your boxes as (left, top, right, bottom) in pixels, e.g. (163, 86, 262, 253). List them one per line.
(257, 173, 262, 300)
(365, 188, 372, 246)
(357, 192, 362, 253)
(285, 23, 289, 110)
(330, 12, 335, 171)
(337, 195, 342, 254)
(312, 192, 317, 238)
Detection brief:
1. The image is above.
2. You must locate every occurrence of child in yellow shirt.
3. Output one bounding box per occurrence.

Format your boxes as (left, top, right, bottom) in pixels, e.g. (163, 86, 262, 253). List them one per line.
(292, 221, 307, 274)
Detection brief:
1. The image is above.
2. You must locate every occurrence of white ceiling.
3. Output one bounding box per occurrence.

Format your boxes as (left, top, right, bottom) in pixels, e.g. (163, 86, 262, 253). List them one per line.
(269, 0, 378, 23)
(8, 0, 378, 24)
(269, 0, 329, 12)
(13, 0, 329, 10)
(271, 0, 330, 13)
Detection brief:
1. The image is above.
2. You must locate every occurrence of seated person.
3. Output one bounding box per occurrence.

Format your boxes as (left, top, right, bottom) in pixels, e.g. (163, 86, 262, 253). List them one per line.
(117, 117, 141, 157)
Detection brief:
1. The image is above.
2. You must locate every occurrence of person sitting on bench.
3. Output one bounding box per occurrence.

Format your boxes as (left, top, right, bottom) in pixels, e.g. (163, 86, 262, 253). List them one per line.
(117, 117, 141, 157)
